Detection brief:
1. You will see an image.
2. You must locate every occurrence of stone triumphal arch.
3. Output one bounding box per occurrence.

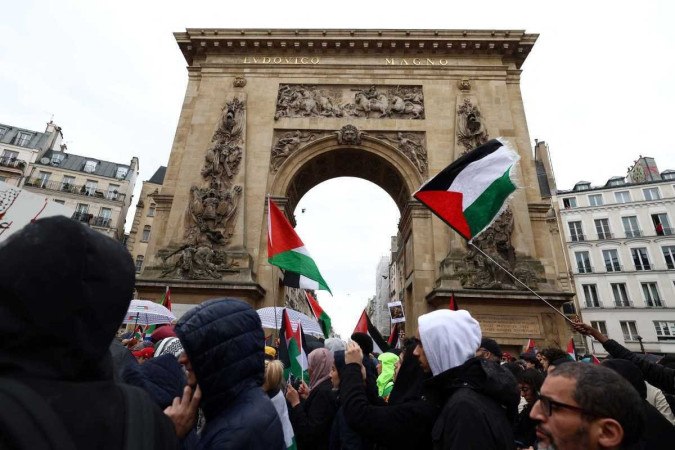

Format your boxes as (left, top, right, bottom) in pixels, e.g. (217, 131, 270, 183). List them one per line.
(136, 29, 575, 347)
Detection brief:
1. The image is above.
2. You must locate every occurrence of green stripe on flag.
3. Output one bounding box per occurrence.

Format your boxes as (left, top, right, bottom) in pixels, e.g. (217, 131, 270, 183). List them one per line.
(269, 250, 331, 292)
(463, 167, 516, 237)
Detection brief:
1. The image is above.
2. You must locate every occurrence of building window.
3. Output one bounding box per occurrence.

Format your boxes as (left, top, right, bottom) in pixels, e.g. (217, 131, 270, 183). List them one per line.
(50, 153, 65, 165)
(611, 283, 631, 307)
(37, 171, 51, 188)
(568, 221, 585, 242)
(652, 213, 672, 236)
(591, 321, 608, 336)
(141, 225, 151, 242)
(562, 197, 577, 208)
(116, 167, 128, 179)
(615, 191, 631, 203)
(582, 284, 600, 307)
(575, 251, 592, 273)
(1, 149, 19, 161)
(147, 206, 156, 217)
(16, 132, 31, 147)
(73, 203, 90, 223)
(641, 282, 662, 307)
(83, 160, 97, 173)
(99, 207, 112, 219)
(622, 216, 641, 238)
(135, 255, 144, 273)
(608, 178, 625, 187)
(61, 175, 75, 191)
(631, 247, 651, 271)
(643, 187, 661, 201)
(602, 249, 621, 272)
(84, 180, 98, 196)
(107, 184, 120, 200)
(594, 218, 612, 239)
(663, 245, 675, 270)
(654, 321, 675, 340)
(620, 321, 639, 341)
(588, 194, 603, 206)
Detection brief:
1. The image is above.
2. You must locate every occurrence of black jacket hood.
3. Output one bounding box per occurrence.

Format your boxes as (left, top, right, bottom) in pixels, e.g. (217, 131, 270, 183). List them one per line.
(426, 357, 520, 418)
(175, 298, 265, 420)
(0, 216, 135, 381)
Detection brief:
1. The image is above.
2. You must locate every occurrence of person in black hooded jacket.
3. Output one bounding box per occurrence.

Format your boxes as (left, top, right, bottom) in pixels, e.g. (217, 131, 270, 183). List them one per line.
(340, 338, 436, 450)
(174, 298, 284, 450)
(0, 217, 178, 450)
(415, 310, 519, 450)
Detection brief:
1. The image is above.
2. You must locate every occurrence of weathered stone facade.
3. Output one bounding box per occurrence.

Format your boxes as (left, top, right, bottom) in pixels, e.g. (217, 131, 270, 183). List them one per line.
(135, 29, 573, 347)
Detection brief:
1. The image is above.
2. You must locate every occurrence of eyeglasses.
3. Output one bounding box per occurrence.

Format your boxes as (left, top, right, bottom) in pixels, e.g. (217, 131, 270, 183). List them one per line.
(537, 395, 598, 418)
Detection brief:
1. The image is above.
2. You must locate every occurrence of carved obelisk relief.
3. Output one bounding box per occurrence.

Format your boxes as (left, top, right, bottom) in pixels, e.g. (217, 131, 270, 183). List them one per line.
(159, 95, 246, 280)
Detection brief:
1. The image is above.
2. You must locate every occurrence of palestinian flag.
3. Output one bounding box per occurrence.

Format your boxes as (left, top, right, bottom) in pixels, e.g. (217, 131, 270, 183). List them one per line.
(387, 323, 400, 349)
(414, 139, 519, 240)
(305, 291, 331, 338)
(267, 198, 332, 293)
(566, 337, 576, 361)
(448, 293, 458, 311)
(353, 309, 389, 354)
(591, 355, 601, 365)
(278, 308, 309, 383)
(145, 286, 172, 335)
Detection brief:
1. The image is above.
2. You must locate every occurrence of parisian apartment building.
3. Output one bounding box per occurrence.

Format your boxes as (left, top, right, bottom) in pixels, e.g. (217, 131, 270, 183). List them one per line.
(126, 166, 166, 273)
(2, 120, 139, 241)
(557, 156, 675, 356)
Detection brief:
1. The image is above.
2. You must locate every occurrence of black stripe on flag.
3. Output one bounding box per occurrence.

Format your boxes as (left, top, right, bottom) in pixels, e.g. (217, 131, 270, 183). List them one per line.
(282, 270, 301, 288)
(418, 139, 504, 191)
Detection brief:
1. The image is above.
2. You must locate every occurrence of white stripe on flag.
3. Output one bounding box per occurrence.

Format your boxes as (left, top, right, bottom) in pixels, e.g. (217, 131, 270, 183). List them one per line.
(448, 146, 519, 210)
(298, 274, 320, 290)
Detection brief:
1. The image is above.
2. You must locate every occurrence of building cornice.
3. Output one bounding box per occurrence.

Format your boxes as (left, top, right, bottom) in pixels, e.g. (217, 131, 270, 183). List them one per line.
(175, 28, 537, 68)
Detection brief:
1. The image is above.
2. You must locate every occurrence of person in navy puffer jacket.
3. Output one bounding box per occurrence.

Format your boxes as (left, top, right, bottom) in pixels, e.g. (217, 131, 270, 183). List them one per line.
(175, 298, 284, 450)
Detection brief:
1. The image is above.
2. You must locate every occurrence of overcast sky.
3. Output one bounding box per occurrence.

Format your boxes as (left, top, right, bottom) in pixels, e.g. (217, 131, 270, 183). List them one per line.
(2, 0, 673, 337)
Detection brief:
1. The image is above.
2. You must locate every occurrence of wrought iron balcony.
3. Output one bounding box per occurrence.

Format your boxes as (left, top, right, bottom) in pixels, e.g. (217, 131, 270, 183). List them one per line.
(570, 234, 586, 242)
(0, 156, 27, 171)
(91, 216, 112, 228)
(624, 229, 642, 238)
(23, 178, 126, 202)
(596, 232, 614, 240)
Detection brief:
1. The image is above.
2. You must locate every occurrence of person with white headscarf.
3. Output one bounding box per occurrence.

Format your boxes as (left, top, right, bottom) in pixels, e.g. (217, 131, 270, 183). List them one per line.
(413, 309, 519, 450)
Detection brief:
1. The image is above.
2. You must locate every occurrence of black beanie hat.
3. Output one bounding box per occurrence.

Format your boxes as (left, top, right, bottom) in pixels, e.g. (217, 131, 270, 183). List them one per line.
(350, 332, 374, 356)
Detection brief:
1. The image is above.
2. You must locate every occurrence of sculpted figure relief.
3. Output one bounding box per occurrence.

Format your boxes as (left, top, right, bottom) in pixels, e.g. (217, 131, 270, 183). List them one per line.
(457, 98, 489, 152)
(377, 132, 428, 174)
(160, 98, 246, 280)
(271, 130, 315, 171)
(274, 84, 424, 120)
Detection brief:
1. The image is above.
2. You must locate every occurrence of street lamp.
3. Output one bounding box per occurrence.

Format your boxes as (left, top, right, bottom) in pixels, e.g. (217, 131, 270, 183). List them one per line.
(635, 335, 645, 354)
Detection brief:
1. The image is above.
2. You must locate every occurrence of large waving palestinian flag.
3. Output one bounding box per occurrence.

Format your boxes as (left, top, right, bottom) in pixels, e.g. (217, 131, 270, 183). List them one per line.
(414, 139, 519, 240)
(267, 198, 332, 293)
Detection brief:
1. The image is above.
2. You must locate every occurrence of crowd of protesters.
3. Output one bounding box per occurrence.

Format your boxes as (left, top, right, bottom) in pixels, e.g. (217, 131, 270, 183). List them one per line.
(2, 217, 675, 449)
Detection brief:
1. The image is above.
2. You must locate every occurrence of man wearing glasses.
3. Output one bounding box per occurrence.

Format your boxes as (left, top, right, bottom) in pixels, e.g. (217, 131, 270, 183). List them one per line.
(530, 363, 645, 450)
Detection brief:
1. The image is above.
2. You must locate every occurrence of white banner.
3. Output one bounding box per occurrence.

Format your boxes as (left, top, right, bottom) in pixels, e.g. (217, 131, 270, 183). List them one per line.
(387, 300, 406, 324)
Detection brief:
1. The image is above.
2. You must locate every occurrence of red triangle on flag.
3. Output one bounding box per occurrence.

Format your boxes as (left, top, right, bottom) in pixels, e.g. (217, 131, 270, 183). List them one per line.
(566, 337, 576, 361)
(592, 355, 601, 365)
(267, 198, 304, 259)
(448, 293, 458, 311)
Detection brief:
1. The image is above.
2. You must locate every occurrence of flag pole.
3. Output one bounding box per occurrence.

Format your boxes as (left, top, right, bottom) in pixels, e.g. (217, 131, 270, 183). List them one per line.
(268, 193, 280, 341)
(467, 241, 574, 324)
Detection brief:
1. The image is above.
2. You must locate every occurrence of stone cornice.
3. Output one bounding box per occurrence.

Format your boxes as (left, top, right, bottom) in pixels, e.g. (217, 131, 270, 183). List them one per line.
(175, 28, 537, 68)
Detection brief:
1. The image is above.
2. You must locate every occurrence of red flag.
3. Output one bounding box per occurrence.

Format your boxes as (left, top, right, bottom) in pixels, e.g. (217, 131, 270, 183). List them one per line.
(448, 293, 458, 311)
(524, 338, 537, 354)
(161, 286, 172, 311)
(566, 337, 576, 361)
(591, 355, 601, 365)
(388, 323, 400, 348)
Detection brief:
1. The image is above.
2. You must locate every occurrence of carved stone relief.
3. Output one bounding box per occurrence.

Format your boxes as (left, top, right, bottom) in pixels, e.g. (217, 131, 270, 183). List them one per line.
(454, 208, 541, 290)
(274, 84, 425, 120)
(376, 132, 428, 175)
(269, 126, 427, 175)
(456, 98, 489, 152)
(159, 98, 246, 280)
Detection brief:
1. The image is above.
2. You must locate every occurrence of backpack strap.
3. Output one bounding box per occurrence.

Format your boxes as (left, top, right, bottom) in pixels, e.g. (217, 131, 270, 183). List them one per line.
(0, 378, 76, 450)
(119, 383, 156, 450)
